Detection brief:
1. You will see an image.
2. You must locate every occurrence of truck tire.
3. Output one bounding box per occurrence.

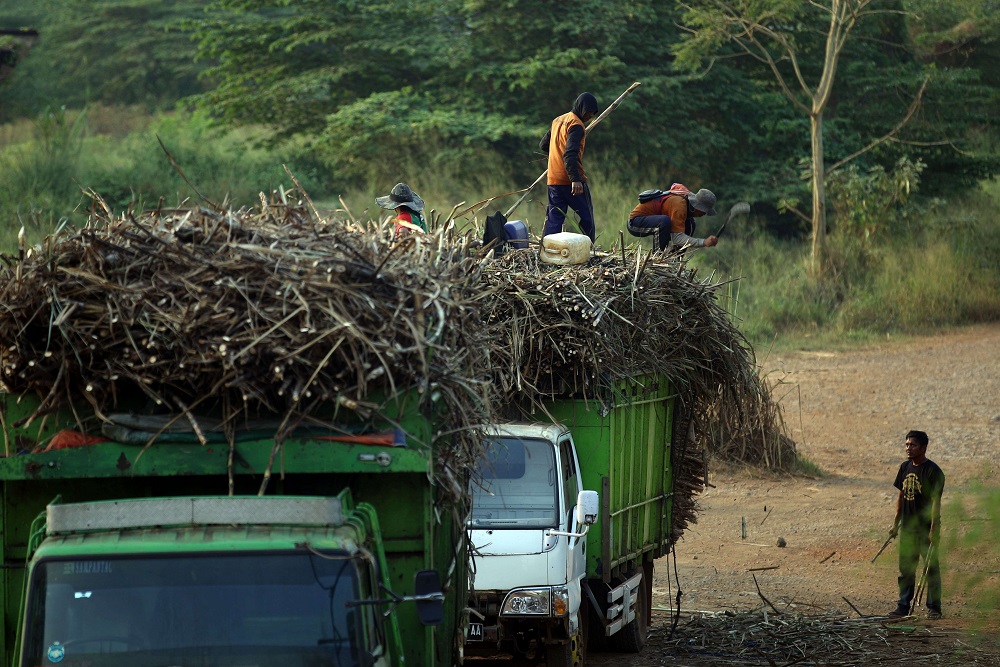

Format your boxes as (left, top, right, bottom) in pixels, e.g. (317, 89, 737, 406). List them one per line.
(608, 562, 652, 653)
(546, 610, 585, 667)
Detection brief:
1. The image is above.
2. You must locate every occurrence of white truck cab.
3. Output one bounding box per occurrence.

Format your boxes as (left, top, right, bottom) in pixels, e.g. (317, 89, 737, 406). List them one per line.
(466, 423, 597, 665)
(466, 378, 677, 665)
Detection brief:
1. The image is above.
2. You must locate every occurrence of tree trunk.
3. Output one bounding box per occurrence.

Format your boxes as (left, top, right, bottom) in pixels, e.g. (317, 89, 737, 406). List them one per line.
(809, 111, 827, 275)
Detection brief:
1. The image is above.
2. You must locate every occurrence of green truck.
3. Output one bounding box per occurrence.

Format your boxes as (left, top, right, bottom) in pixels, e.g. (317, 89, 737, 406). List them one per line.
(467, 375, 682, 665)
(0, 391, 464, 667)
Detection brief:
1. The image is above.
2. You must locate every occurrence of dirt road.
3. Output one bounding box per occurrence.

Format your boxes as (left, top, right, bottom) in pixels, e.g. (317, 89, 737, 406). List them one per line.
(594, 323, 1000, 666)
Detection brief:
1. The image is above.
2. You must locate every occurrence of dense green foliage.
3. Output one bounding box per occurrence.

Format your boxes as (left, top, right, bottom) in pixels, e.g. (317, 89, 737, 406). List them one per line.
(0, 0, 208, 118)
(184, 0, 1000, 210)
(2, 0, 998, 212)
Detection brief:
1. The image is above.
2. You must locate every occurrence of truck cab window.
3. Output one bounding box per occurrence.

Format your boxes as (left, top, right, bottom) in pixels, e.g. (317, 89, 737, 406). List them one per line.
(470, 437, 558, 528)
(23, 553, 367, 667)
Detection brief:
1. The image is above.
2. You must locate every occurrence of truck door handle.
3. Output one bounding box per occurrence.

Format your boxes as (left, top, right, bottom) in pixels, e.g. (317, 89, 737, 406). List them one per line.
(546, 525, 590, 539)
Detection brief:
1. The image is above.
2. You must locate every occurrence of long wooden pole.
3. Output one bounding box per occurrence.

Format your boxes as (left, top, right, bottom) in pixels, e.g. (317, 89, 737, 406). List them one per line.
(504, 81, 642, 219)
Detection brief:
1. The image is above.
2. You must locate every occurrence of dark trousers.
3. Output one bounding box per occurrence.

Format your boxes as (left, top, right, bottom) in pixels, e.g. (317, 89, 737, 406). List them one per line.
(897, 528, 941, 612)
(543, 184, 595, 241)
(628, 214, 672, 250)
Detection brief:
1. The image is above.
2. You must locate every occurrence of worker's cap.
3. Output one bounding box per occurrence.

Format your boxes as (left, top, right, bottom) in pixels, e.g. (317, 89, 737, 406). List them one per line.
(376, 182, 424, 211)
(687, 189, 717, 216)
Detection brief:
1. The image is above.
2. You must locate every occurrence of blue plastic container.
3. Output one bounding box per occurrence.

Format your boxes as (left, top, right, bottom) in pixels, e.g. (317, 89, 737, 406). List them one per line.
(504, 220, 529, 249)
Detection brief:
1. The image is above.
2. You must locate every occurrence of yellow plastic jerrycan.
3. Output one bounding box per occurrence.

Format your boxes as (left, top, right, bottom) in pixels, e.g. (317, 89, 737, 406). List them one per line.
(539, 232, 591, 265)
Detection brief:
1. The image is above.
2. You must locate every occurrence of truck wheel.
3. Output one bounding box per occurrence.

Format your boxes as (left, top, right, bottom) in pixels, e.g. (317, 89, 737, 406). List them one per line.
(545, 609, 585, 667)
(545, 632, 582, 667)
(608, 564, 651, 653)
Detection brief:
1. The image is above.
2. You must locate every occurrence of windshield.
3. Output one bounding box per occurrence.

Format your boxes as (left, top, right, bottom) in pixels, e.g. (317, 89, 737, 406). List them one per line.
(23, 552, 370, 667)
(470, 437, 558, 528)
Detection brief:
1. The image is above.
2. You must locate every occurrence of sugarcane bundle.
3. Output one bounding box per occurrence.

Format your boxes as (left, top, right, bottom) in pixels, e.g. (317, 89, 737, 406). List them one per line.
(478, 246, 791, 465)
(0, 195, 493, 499)
(0, 193, 792, 516)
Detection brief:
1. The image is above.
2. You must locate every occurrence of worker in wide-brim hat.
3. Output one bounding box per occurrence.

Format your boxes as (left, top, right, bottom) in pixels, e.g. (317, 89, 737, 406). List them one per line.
(627, 184, 720, 252)
(377, 182, 427, 240)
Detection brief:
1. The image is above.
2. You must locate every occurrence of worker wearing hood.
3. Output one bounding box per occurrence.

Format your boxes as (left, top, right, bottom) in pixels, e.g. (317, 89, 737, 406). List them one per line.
(539, 92, 599, 242)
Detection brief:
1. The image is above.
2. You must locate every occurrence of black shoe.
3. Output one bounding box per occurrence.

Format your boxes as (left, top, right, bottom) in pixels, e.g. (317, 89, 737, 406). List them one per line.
(927, 609, 942, 620)
(886, 608, 909, 618)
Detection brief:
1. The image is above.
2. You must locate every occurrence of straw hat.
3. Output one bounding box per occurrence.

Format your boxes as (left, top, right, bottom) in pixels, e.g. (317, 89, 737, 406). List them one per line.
(376, 183, 424, 211)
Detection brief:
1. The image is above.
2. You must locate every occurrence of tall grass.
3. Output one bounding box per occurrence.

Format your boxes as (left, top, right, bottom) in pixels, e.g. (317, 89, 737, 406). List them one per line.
(0, 106, 325, 249)
(683, 182, 1000, 349)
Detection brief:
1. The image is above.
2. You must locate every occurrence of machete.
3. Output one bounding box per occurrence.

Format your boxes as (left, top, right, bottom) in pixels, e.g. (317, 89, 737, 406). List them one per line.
(715, 201, 750, 238)
(871, 531, 896, 563)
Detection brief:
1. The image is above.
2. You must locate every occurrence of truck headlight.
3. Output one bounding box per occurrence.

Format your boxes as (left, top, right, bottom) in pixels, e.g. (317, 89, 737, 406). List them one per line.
(501, 588, 550, 615)
(500, 587, 569, 617)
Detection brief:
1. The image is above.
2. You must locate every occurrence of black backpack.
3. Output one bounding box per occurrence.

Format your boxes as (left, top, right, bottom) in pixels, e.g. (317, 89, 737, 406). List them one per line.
(638, 183, 692, 204)
(483, 210, 509, 256)
(637, 189, 665, 203)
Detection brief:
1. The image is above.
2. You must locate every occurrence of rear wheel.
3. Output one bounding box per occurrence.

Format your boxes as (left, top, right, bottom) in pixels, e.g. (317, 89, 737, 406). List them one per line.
(609, 562, 652, 653)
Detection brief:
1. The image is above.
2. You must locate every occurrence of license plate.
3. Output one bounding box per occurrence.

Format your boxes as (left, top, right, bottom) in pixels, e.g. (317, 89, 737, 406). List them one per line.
(466, 623, 484, 641)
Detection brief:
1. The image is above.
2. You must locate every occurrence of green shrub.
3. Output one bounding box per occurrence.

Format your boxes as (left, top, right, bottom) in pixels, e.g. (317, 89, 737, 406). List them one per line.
(0, 107, 330, 249)
(945, 480, 1000, 627)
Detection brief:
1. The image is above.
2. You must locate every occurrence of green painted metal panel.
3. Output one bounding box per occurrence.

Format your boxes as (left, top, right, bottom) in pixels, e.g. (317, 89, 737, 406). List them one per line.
(32, 518, 364, 559)
(538, 376, 675, 583)
(0, 390, 464, 667)
(0, 439, 432, 481)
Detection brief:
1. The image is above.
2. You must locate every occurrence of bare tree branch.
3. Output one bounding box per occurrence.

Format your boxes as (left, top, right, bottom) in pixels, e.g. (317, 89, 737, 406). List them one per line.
(827, 77, 930, 174)
(781, 203, 812, 224)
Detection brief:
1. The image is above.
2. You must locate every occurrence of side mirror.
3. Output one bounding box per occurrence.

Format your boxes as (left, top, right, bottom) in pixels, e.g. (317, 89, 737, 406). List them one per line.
(414, 570, 445, 626)
(576, 490, 599, 526)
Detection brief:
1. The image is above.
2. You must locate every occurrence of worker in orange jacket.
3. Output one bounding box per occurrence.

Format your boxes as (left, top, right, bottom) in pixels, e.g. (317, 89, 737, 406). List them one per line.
(628, 185, 719, 252)
(539, 92, 599, 242)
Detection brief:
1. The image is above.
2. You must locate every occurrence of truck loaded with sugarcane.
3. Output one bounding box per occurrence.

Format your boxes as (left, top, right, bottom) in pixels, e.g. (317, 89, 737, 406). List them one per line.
(0, 200, 489, 667)
(0, 192, 787, 667)
(466, 378, 688, 665)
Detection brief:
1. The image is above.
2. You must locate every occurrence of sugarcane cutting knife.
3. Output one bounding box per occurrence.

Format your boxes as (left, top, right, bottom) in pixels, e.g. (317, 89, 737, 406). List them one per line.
(715, 201, 750, 238)
(871, 532, 895, 563)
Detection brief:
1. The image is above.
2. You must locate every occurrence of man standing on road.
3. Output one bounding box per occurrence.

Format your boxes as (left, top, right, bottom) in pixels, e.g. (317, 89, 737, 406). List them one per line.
(539, 92, 599, 242)
(886, 430, 945, 619)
